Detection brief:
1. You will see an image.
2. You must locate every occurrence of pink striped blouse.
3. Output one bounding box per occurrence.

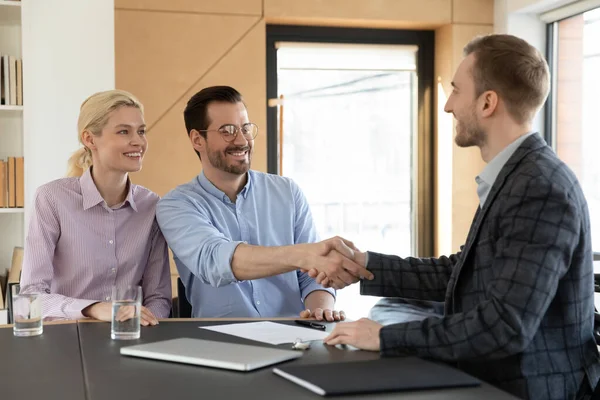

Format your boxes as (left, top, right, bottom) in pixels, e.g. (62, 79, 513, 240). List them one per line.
(20, 169, 172, 320)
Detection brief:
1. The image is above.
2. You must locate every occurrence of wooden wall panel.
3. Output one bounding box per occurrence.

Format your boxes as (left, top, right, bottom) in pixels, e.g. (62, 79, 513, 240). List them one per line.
(264, 0, 452, 28)
(453, 0, 494, 24)
(115, 0, 262, 15)
(115, 11, 260, 127)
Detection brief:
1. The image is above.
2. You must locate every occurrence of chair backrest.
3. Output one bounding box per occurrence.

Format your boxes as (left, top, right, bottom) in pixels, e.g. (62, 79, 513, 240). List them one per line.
(177, 277, 192, 318)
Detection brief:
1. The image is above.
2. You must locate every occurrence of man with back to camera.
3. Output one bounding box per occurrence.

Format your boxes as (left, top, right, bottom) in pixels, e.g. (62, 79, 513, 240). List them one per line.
(157, 86, 373, 320)
(317, 34, 600, 399)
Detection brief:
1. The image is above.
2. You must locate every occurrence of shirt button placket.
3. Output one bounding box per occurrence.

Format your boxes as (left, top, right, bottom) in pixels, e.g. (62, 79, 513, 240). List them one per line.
(109, 213, 117, 288)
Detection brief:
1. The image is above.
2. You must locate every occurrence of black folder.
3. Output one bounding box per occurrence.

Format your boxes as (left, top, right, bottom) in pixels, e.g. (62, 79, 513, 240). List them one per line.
(273, 357, 480, 396)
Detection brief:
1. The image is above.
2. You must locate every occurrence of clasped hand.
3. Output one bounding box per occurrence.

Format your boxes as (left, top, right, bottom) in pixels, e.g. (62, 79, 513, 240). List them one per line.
(299, 236, 372, 290)
(82, 302, 158, 326)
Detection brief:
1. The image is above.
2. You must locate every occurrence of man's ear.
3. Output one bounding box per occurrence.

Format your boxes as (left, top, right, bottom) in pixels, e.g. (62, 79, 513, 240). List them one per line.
(81, 130, 96, 150)
(480, 90, 499, 118)
(190, 130, 205, 154)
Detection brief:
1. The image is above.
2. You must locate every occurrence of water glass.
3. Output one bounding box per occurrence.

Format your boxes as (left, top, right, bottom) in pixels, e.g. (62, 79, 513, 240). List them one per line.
(111, 285, 142, 340)
(12, 285, 43, 337)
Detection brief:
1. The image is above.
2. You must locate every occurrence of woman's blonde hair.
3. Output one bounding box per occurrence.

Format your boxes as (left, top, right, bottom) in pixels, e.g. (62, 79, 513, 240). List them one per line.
(66, 89, 144, 177)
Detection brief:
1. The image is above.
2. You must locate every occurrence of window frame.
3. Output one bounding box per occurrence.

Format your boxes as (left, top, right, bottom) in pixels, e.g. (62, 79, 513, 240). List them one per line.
(545, 5, 600, 253)
(266, 25, 435, 256)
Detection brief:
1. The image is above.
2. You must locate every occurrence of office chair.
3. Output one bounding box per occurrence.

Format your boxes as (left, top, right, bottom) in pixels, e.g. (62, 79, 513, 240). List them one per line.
(177, 277, 192, 318)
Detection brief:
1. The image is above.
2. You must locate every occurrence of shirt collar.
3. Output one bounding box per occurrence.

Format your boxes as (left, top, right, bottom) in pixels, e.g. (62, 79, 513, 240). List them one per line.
(80, 168, 137, 211)
(123, 182, 137, 211)
(477, 132, 535, 187)
(198, 170, 252, 203)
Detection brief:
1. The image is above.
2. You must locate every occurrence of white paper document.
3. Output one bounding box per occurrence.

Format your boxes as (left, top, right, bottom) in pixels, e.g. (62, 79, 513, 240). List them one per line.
(199, 321, 329, 345)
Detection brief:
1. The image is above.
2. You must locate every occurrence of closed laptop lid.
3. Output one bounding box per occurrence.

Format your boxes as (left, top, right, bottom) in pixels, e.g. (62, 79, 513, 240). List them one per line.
(120, 337, 302, 371)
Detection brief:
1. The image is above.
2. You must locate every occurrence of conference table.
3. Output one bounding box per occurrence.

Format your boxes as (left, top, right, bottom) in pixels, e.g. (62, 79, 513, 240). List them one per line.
(0, 318, 518, 400)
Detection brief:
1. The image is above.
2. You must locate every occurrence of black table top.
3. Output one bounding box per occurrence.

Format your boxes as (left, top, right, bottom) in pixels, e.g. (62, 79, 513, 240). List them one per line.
(0, 323, 87, 400)
(76, 320, 517, 400)
(0, 320, 517, 400)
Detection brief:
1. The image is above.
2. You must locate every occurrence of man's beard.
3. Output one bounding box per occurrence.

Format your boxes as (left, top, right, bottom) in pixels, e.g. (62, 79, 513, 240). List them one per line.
(455, 110, 485, 148)
(207, 145, 251, 175)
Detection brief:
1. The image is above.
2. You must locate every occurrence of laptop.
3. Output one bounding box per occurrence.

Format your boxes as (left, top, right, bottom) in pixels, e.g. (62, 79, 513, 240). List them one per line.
(120, 337, 302, 371)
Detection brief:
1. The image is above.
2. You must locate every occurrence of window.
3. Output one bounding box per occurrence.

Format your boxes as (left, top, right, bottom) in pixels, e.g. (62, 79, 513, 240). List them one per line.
(547, 6, 600, 254)
(267, 26, 434, 319)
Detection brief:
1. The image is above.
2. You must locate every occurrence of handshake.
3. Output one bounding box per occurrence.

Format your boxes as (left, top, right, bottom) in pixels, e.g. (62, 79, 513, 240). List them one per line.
(297, 236, 374, 290)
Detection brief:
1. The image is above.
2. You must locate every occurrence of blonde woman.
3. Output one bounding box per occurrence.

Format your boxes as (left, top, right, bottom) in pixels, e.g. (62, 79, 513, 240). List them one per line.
(20, 90, 171, 325)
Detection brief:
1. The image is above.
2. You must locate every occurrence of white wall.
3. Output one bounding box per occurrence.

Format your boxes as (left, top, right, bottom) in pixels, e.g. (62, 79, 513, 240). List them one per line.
(506, 0, 578, 13)
(21, 0, 115, 228)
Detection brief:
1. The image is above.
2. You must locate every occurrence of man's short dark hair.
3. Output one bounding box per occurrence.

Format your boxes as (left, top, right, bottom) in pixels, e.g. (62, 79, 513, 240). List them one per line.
(183, 86, 245, 160)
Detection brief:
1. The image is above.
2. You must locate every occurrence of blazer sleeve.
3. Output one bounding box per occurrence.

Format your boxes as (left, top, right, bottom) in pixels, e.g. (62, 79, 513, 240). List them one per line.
(378, 175, 580, 360)
(360, 251, 460, 301)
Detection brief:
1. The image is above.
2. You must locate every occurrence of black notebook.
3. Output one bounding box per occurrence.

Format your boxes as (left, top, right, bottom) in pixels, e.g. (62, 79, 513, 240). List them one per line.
(273, 357, 480, 396)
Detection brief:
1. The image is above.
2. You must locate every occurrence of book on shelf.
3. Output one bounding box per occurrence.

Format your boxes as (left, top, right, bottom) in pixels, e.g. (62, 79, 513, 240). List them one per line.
(15, 156, 23, 207)
(0, 160, 6, 208)
(1, 55, 8, 105)
(7, 157, 15, 207)
(15, 59, 22, 106)
(1, 156, 23, 208)
(8, 55, 16, 106)
(7, 247, 23, 286)
(0, 58, 3, 105)
(3, 247, 24, 324)
(0, 267, 6, 310)
(0, 54, 23, 106)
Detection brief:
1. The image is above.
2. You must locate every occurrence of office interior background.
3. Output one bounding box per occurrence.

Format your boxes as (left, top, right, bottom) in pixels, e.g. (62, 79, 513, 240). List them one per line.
(0, 0, 598, 320)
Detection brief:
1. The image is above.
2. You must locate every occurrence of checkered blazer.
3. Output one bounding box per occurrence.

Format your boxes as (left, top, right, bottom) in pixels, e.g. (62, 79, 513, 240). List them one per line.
(361, 134, 600, 399)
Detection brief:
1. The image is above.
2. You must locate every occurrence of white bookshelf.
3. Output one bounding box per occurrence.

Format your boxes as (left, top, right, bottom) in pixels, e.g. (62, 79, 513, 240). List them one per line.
(0, 0, 115, 276)
(0, 0, 22, 274)
(0, 105, 22, 111)
(0, 208, 23, 214)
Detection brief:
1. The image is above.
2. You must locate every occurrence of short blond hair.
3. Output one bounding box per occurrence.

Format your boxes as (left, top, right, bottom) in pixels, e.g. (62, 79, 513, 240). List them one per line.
(66, 90, 143, 177)
(464, 34, 550, 124)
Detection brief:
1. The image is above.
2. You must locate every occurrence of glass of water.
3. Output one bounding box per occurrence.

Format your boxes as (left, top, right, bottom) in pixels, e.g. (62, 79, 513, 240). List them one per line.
(12, 285, 43, 337)
(111, 285, 142, 340)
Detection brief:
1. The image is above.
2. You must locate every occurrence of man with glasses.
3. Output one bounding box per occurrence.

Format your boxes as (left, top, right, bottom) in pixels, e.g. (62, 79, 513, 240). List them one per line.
(157, 86, 372, 319)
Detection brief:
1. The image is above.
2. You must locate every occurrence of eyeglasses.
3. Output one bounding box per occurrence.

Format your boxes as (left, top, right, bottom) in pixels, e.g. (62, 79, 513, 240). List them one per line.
(197, 123, 259, 143)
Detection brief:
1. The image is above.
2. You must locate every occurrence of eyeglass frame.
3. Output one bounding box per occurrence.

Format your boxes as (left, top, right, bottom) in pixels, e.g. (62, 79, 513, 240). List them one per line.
(195, 122, 259, 143)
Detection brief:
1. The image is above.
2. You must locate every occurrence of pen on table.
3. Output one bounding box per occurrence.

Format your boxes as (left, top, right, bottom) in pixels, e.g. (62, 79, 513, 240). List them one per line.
(295, 320, 326, 330)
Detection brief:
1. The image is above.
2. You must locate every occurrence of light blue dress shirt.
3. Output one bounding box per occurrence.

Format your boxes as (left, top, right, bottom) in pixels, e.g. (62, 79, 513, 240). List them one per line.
(156, 170, 335, 318)
(475, 132, 535, 207)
